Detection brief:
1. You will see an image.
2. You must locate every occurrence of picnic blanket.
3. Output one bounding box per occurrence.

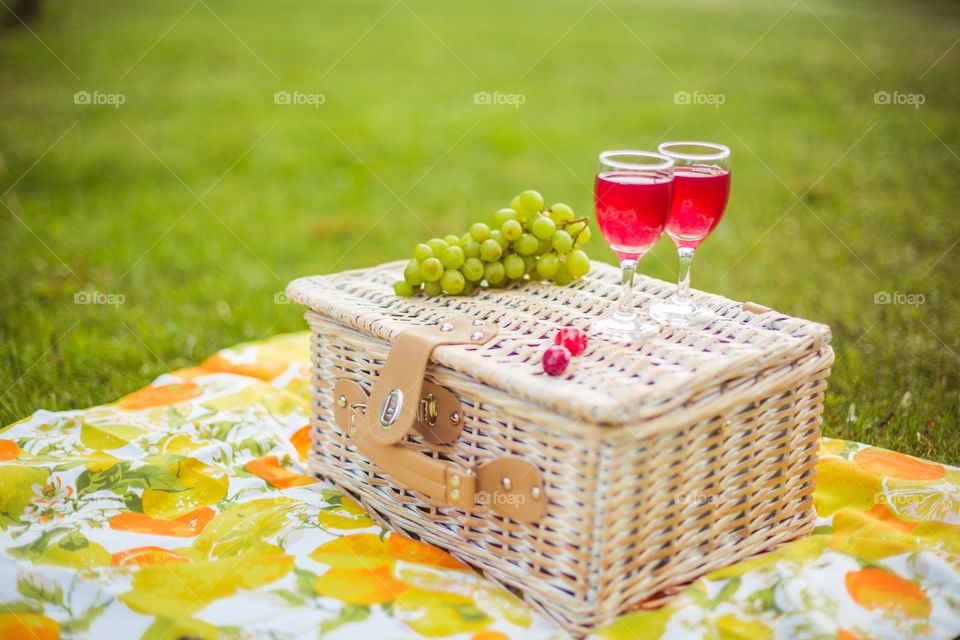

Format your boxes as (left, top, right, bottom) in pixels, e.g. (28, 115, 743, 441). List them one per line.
(1, 333, 958, 639)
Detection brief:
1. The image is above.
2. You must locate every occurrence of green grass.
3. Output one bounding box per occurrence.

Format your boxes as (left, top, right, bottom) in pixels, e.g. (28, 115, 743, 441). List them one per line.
(1, 0, 958, 462)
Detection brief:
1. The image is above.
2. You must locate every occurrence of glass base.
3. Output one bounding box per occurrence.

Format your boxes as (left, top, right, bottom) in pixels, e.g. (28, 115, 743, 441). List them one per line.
(593, 310, 660, 342)
(649, 298, 715, 328)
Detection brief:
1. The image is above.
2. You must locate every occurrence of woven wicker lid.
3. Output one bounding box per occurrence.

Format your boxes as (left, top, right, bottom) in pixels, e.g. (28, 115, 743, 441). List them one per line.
(288, 260, 832, 426)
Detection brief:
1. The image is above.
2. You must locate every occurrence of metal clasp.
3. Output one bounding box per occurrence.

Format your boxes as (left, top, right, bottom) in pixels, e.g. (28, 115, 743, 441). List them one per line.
(379, 389, 403, 428)
(418, 393, 437, 427)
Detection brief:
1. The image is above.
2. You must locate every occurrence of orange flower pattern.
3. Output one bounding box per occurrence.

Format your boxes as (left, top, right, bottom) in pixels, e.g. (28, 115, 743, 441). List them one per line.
(246, 454, 318, 488)
(1, 338, 957, 639)
(118, 381, 201, 410)
(845, 567, 931, 618)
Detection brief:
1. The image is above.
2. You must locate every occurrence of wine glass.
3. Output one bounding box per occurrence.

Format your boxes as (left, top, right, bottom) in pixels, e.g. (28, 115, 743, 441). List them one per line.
(593, 151, 674, 341)
(649, 141, 730, 328)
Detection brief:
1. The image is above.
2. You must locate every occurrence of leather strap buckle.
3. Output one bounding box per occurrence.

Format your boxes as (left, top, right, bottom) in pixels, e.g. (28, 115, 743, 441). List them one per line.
(330, 317, 547, 523)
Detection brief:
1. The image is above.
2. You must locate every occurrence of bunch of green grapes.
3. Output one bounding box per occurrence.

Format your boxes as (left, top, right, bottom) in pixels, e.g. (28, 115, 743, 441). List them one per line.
(394, 190, 592, 297)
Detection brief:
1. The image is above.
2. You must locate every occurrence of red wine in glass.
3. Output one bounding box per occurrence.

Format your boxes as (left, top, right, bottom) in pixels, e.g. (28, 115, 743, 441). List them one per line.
(650, 142, 731, 328)
(593, 151, 674, 341)
(595, 172, 673, 260)
(665, 166, 731, 249)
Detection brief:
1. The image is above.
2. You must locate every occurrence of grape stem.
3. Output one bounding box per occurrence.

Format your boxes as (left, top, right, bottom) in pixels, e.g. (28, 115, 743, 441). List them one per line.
(563, 216, 590, 243)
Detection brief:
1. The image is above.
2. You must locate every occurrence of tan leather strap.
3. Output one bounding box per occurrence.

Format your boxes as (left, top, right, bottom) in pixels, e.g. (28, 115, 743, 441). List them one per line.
(367, 316, 498, 445)
(331, 318, 547, 523)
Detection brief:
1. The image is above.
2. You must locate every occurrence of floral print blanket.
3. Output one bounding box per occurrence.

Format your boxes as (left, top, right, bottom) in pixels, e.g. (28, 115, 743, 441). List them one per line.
(1, 333, 958, 639)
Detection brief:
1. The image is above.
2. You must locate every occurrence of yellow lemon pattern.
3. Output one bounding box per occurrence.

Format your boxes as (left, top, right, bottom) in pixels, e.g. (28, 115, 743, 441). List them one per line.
(141, 458, 229, 520)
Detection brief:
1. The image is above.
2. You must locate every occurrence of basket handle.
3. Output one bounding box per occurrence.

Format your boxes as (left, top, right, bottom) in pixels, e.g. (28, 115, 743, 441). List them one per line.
(330, 317, 547, 523)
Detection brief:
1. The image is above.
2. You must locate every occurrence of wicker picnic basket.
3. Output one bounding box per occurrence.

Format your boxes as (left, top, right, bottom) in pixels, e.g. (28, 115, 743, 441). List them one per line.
(287, 259, 833, 636)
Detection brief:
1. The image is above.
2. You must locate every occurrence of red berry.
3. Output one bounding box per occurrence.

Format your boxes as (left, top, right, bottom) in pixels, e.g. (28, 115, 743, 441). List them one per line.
(554, 327, 588, 356)
(542, 345, 571, 376)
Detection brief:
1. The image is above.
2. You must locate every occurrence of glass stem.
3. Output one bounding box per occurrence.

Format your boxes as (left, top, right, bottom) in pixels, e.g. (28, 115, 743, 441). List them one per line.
(674, 247, 695, 304)
(617, 259, 638, 316)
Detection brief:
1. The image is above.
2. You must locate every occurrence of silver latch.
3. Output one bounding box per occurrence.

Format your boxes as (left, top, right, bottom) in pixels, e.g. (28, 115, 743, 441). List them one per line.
(379, 389, 403, 428)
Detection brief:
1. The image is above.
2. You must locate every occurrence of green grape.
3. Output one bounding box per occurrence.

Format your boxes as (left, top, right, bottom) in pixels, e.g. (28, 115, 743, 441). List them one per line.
(575, 226, 591, 245)
(463, 239, 481, 259)
(444, 234, 461, 246)
(536, 252, 560, 278)
(567, 249, 590, 278)
(551, 230, 573, 254)
(549, 203, 575, 224)
(511, 195, 532, 224)
(427, 238, 448, 255)
(413, 243, 433, 262)
(566, 221, 586, 238)
(493, 208, 517, 227)
(552, 264, 574, 286)
(530, 215, 556, 240)
(480, 238, 503, 262)
(537, 237, 553, 255)
(462, 257, 485, 282)
(440, 245, 465, 270)
(469, 222, 491, 242)
(394, 280, 415, 297)
(423, 280, 443, 296)
(420, 257, 444, 282)
(484, 260, 505, 285)
(519, 189, 544, 213)
(522, 255, 537, 275)
(441, 269, 466, 295)
(491, 230, 510, 252)
(460, 232, 472, 247)
(460, 279, 476, 296)
(404, 259, 424, 286)
(504, 253, 525, 280)
(501, 219, 523, 241)
(513, 233, 539, 256)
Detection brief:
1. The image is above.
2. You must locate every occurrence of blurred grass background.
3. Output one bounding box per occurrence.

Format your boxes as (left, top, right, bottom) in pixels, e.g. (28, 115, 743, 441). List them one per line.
(0, 0, 957, 461)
